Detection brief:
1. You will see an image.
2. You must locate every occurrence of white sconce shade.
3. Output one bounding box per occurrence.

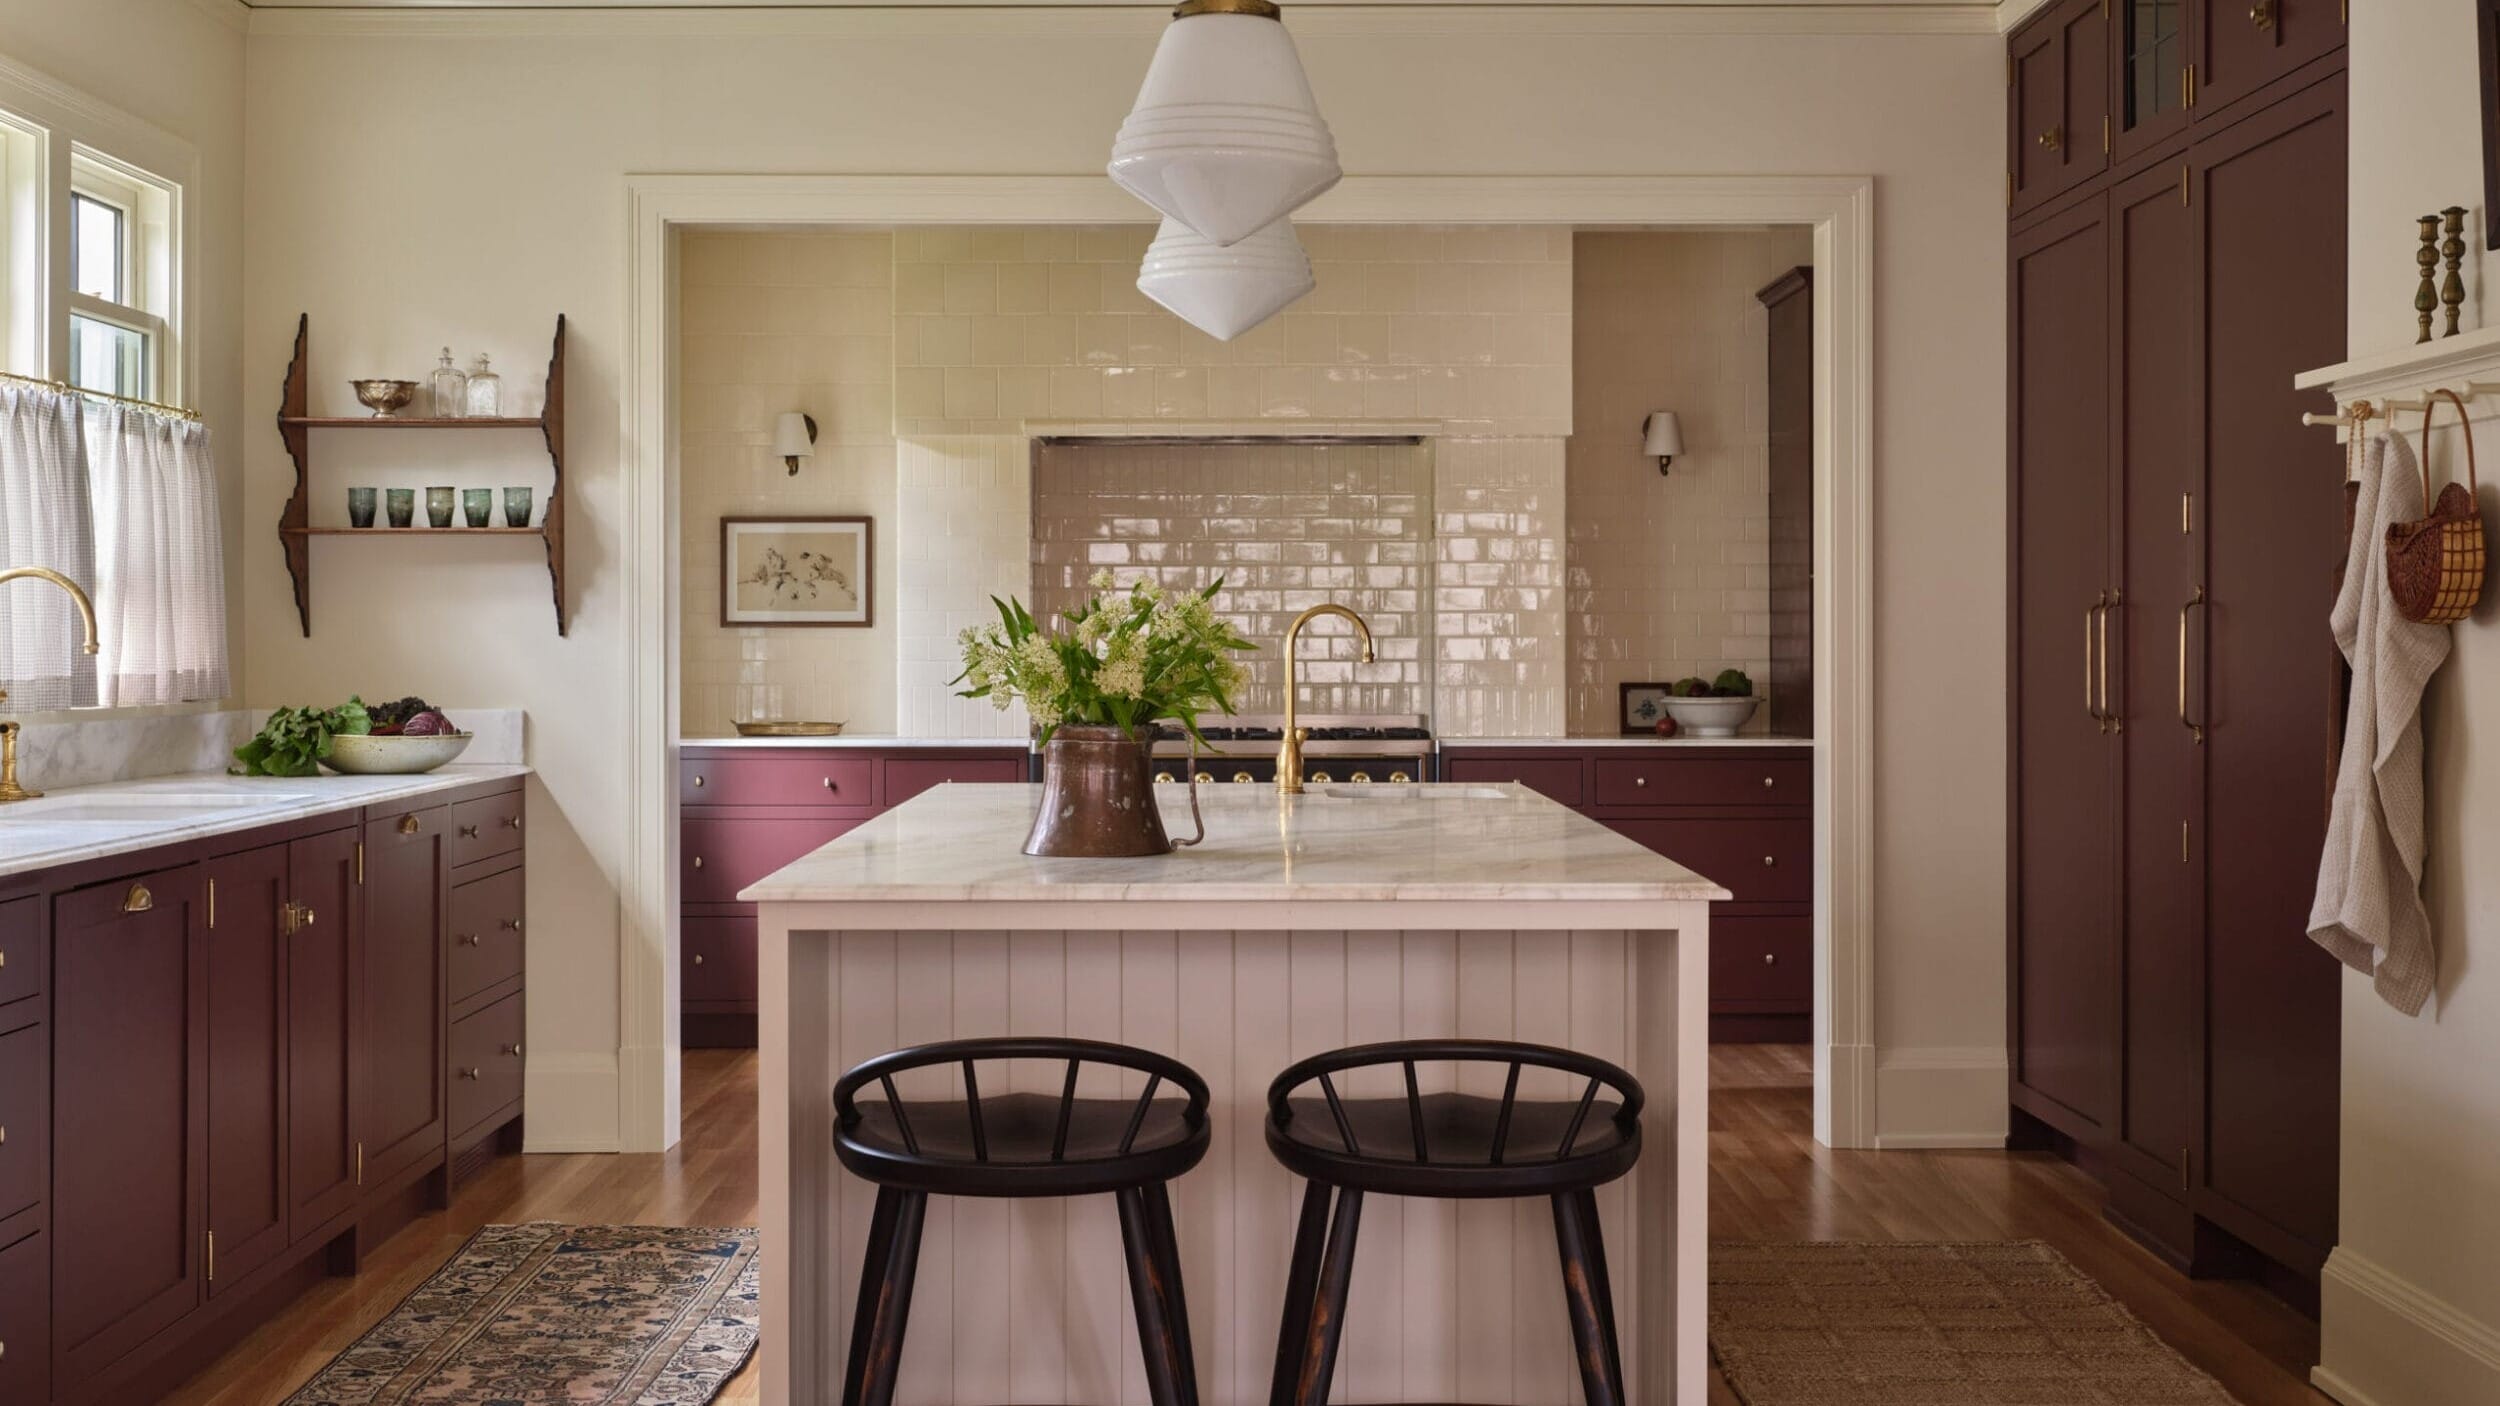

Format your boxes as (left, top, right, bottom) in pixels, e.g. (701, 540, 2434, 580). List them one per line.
(1107, 0, 1341, 246)
(774, 411, 818, 476)
(1136, 216, 1315, 341)
(1643, 411, 1683, 473)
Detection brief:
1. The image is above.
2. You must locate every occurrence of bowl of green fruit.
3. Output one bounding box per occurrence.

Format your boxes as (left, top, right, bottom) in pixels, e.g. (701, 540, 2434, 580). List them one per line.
(1658, 670, 1760, 738)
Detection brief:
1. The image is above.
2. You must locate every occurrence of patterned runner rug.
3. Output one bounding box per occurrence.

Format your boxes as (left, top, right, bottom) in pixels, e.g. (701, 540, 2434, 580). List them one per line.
(284, 1223, 760, 1406)
(1711, 1240, 2241, 1405)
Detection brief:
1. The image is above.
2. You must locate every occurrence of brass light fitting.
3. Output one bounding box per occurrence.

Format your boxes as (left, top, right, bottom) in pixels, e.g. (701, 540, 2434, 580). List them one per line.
(1174, 0, 1282, 18)
(1276, 603, 1375, 796)
(0, 566, 102, 804)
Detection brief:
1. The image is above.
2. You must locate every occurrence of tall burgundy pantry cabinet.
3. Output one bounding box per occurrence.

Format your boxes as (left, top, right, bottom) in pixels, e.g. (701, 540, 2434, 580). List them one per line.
(2005, 0, 2346, 1287)
(0, 774, 527, 1405)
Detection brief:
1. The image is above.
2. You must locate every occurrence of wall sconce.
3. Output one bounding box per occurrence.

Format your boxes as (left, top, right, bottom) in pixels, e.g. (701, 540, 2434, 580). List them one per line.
(1642, 411, 1683, 475)
(773, 412, 818, 476)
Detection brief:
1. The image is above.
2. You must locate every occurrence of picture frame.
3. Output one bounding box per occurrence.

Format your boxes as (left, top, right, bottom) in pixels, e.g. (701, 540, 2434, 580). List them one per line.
(720, 516, 873, 627)
(1620, 681, 1673, 736)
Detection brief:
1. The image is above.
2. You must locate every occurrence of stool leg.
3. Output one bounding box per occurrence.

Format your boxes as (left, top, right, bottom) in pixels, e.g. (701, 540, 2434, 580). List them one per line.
(1551, 1188, 1626, 1406)
(1267, 1180, 1335, 1406)
(1291, 1188, 1363, 1406)
(1120, 1184, 1199, 1406)
(842, 1188, 927, 1406)
(1141, 1181, 1202, 1400)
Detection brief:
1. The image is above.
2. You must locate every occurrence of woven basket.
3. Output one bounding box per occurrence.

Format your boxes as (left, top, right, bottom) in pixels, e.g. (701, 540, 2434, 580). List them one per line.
(2386, 388, 2487, 625)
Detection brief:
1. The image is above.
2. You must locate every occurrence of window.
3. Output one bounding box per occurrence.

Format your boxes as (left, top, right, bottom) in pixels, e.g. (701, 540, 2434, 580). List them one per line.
(65, 156, 171, 402)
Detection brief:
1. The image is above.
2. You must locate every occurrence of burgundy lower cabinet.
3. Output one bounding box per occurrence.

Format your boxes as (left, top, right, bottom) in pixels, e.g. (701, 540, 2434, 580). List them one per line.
(1443, 744, 1815, 1041)
(6, 774, 527, 1405)
(446, 829, 528, 1188)
(679, 744, 1029, 1047)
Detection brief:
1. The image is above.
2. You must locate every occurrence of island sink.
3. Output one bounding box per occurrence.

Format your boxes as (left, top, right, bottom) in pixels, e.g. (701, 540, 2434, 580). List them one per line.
(744, 781, 1728, 1406)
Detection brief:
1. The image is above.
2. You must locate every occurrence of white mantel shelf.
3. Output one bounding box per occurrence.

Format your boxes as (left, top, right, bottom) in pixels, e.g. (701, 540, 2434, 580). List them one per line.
(749, 781, 1718, 1406)
(2296, 325, 2500, 413)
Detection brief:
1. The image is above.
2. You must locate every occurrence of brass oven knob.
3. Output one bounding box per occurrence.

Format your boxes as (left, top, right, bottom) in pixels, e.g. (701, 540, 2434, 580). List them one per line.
(1155, 771, 1176, 784)
(1232, 772, 1255, 784)
(1390, 772, 1412, 783)
(1350, 772, 1371, 784)
(1194, 772, 1214, 784)
(1309, 770, 1332, 784)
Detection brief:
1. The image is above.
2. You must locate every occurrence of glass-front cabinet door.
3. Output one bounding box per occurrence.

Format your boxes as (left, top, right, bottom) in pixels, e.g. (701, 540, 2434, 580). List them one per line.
(2116, 0, 2193, 160)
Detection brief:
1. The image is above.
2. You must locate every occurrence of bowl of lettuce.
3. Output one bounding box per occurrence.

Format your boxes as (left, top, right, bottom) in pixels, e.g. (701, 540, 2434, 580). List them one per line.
(233, 697, 472, 777)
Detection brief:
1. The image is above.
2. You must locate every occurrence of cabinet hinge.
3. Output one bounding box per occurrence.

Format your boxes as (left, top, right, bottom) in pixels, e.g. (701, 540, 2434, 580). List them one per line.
(206, 877, 215, 930)
(2185, 63, 2196, 108)
(2181, 492, 2193, 535)
(2103, 114, 2111, 155)
(355, 841, 365, 885)
(2182, 820, 2192, 863)
(206, 1229, 216, 1282)
(355, 1142, 366, 1187)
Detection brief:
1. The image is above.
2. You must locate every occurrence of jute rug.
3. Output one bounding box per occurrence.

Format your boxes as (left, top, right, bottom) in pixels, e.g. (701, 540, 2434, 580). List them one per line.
(283, 1223, 760, 1405)
(1710, 1240, 2241, 1406)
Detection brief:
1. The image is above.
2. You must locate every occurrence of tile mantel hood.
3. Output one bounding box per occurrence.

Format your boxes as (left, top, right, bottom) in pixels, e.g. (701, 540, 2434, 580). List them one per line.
(1023, 418, 1442, 443)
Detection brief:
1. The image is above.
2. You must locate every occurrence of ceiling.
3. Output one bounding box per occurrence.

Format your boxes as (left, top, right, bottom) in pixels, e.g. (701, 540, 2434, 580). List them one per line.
(237, 0, 1995, 9)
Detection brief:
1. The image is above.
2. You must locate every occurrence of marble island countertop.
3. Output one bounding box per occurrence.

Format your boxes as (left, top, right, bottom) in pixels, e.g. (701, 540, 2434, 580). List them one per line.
(1439, 734, 1815, 748)
(740, 780, 1732, 905)
(681, 734, 1029, 751)
(684, 733, 1810, 751)
(0, 765, 532, 880)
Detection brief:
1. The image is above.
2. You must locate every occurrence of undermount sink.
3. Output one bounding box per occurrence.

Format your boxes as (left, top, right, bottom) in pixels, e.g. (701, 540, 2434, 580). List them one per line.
(1312, 785, 1511, 801)
(0, 793, 298, 823)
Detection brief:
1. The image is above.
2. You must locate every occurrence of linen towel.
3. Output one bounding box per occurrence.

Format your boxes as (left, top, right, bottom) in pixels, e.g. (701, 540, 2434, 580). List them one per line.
(2310, 430, 2450, 1015)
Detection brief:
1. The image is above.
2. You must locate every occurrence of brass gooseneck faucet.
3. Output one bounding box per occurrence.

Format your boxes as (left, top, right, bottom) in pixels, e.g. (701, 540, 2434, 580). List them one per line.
(1276, 602, 1373, 796)
(0, 566, 102, 804)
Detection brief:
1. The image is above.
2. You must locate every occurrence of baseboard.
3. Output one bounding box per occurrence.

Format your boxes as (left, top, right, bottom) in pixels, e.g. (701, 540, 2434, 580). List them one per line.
(522, 1051, 620, 1153)
(1872, 1045, 2008, 1150)
(2316, 1247, 2500, 1406)
(1821, 1038, 1877, 1148)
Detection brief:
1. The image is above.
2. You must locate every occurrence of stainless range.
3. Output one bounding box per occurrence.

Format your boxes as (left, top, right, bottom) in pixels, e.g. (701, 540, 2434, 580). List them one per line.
(1145, 713, 1436, 787)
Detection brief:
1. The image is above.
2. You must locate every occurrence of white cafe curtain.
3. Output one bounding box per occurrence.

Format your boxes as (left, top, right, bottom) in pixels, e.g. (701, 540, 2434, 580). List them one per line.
(0, 383, 100, 710)
(84, 400, 230, 707)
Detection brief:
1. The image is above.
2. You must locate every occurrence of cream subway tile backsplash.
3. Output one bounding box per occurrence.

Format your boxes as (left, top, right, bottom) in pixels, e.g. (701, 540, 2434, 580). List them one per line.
(1435, 438, 1568, 737)
(1565, 229, 1811, 736)
(679, 230, 899, 737)
(894, 224, 1571, 437)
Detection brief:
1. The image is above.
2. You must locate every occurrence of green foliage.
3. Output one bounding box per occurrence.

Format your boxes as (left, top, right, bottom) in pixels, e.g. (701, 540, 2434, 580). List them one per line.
(954, 571, 1256, 745)
(232, 697, 373, 777)
(1711, 668, 1754, 697)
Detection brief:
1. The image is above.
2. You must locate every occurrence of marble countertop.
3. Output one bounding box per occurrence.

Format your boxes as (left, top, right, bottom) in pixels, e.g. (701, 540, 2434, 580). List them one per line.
(681, 735, 1030, 750)
(741, 781, 1732, 905)
(1439, 735, 1815, 749)
(0, 765, 532, 881)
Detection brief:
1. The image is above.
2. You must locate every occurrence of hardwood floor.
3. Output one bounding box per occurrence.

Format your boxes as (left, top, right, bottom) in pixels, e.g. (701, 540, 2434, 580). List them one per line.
(165, 1044, 2328, 1406)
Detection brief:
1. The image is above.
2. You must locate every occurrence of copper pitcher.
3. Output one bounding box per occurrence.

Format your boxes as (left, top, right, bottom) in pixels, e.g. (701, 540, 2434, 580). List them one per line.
(1024, 724, 1204, 858)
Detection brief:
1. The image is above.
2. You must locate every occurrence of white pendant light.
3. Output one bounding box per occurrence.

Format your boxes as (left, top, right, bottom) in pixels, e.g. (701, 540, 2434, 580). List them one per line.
(1136, 216, 1314, 341)
(1108, 0, 1341, 247)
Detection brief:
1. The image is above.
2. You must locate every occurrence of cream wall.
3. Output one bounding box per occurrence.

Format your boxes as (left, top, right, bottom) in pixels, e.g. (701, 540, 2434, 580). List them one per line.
(239, 8, 2007, 1148)
(1565, 228, 1812, 736)
(2315, 6, 2500, 1403)
(0, 0, 247, 712)
(679, 230, 897, 736)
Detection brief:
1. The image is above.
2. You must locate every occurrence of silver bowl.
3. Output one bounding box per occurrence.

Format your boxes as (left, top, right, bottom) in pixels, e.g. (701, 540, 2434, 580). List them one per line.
(351, 378, 419, 418)
(323, 731, 473, 774)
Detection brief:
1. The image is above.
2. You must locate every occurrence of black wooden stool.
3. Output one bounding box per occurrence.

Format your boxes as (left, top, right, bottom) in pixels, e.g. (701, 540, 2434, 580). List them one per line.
(833, 1037, 1212, 1406)
(1263, 1039, 1644, 1406)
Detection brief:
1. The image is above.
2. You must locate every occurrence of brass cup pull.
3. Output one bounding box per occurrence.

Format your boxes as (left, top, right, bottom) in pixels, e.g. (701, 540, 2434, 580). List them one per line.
(1309, 770, 1333, 784)
(399, 814, 421, 835)
(1390, 772, 1412, 783)
(459, 824, 481, 839)
(1194, 772, 1214, 784)
(122, 882, 153, 914)
(2248, 0, 2273, 27)
(2037, 126, 2063, 150)
(2178, 586, 2208, 743)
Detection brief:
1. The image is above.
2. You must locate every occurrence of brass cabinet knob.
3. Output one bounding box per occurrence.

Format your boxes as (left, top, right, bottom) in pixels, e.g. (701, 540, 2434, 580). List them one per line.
(298, 907, 316, 928)
(821, 777, 835, 790)
(0, 1124, 7, 1144)
(1633, 776, 1647, 787)
(0, 949, 8, 968)
(1763, 776, 1776, 788)
(503, 815, 523, 830)
(2037, 126, 2063, 150)
(460, 1067, 482, 1081)
(1764, 952, 1778, 966)
(501, 917, 523, 932)
(502, 1043, 523, 1058)
(459, 933, 483, 948)
(459, 824, 481, 839)
(691, 855, 704, 870)
(1763, 855, 1777, 867)
(2248, 0, 2273, 27)
(692, 953, 706, 966)
(692, 774, 706, 788)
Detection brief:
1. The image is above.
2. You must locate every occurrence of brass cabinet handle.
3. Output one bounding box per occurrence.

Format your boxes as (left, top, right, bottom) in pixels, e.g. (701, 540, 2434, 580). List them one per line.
(2099, 590, 2120, 732)
(2037, 126, 2063, 150)
(2178, 586, 2207, 743)
(1194, 772, 1214, 784)
(2085, 594, 2104, 725)
(1309, 770, 1333, 784)
(123, 882, 153, 914)
(296, 904, 316, 929)
(2248, 0, 2274, 27)
(459, 824, 481, 839)
(822, 777, 835, 790)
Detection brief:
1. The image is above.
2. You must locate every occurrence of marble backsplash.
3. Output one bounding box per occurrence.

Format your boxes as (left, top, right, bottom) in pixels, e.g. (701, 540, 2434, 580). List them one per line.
(11, 707, 525, 792)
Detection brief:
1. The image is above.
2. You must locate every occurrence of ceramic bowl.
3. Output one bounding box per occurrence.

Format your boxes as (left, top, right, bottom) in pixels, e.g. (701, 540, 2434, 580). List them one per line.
(323, 731, 473, 775)
(351, 379, 419, 418)
(1658, 695, 1760, 738)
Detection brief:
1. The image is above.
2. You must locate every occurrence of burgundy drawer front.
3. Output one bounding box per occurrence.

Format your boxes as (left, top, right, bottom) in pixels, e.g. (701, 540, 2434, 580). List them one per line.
(682, 814, 868, 903)
(684, 915, 759, 1007)
(448, 993, 525, 1138)
(1604, 817, 1811, 903)
(1591, 756, 1810, 808)
(1443, 755, 1584, 808)
(449, 868, 527, 1006)
(0, 1228, 46, 1406)
(0, 896, 36, 1011)
(0, 1024, 42, 1223)
(450, 791, 525, 868)
(1709, 917, 1811, 1008)
(681, 755, 874, 807)
(883, 755, 1029, 808)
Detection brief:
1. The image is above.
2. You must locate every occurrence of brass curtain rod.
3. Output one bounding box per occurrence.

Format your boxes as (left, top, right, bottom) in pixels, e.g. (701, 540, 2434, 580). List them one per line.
(0, 369, 199, 422)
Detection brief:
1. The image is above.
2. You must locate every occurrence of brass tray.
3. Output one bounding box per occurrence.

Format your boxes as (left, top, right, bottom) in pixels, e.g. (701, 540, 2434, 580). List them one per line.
(733, 720, 847, 737)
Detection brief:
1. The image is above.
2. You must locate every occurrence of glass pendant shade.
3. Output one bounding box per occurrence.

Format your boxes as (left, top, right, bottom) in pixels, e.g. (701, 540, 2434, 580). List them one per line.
(1136, 216, 1315, 341)
(1108, 1, 1341, 247)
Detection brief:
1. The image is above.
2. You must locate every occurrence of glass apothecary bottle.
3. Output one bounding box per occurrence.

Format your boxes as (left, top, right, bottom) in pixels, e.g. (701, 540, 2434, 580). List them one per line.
(464, 353, 503, 418)
(428, 347, 467, 420)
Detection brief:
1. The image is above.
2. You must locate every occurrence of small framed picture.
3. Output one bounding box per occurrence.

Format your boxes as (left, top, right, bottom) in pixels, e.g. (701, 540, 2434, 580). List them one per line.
(721, 516, 873, 627)
(1620, 681, 1673, 736)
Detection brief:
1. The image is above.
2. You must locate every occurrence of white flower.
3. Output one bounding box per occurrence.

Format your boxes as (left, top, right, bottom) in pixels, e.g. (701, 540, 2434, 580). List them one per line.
(1089, 567, 1118, 591)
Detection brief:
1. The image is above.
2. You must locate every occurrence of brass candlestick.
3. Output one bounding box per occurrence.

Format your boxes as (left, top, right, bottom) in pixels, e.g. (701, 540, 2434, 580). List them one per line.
(2441, 206, 2468, 338)
(2417, 214, 2441, 345)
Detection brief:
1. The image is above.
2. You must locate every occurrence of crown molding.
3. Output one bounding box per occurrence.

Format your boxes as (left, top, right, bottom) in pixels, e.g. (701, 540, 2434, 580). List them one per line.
(243, 4, 2001, 39)
(1995, 0, 2051, 32)
(187, 0, 253, 31)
